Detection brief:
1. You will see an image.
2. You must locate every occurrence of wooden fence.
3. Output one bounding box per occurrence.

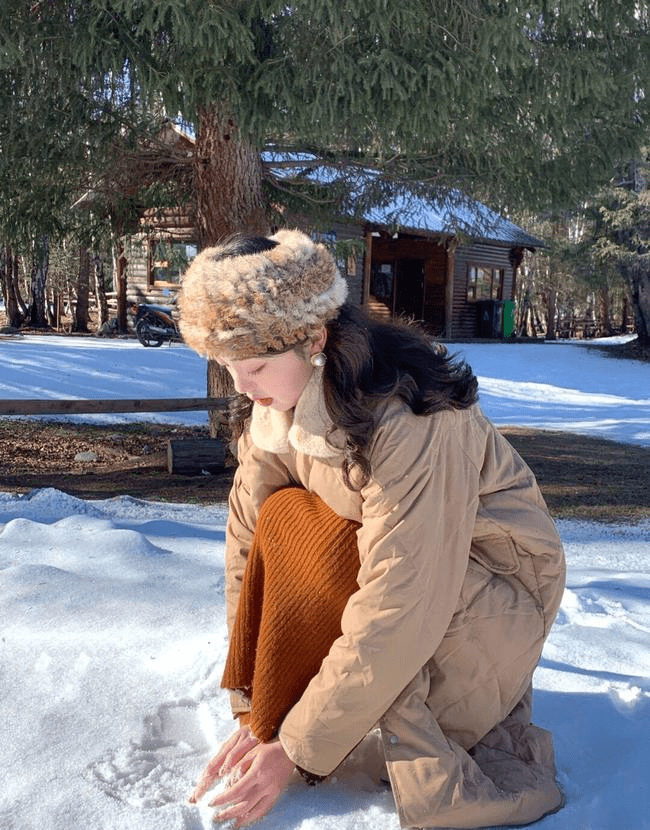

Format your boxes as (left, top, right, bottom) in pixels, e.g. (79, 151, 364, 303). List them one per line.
(0, 397, 227, 417)
(0, 396, 230, 474)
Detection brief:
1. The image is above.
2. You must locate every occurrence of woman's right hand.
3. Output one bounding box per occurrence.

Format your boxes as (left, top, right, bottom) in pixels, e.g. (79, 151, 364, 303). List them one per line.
(188, 725, 260, 804)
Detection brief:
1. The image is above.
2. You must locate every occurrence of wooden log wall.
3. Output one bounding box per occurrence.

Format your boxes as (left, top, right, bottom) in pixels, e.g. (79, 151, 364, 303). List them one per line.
(451, 242, 515, 339)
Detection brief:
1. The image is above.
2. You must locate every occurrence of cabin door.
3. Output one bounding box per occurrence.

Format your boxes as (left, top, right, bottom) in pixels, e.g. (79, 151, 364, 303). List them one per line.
(394, 258, 425, 320)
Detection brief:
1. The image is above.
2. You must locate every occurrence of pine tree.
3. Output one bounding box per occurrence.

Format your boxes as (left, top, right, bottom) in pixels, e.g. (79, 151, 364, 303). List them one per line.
(587, 157, 650, 346)
(5, 1, 650, 233)
(3, 1, 650, 351)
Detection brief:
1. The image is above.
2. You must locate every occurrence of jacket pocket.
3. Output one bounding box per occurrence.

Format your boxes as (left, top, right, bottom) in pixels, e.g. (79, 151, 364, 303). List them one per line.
(470, 534, 520, 575)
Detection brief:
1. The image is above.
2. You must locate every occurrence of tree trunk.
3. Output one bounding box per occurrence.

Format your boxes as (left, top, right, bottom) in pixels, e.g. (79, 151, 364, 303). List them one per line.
(0, 246, 23, 327)
(93, 253, 109, 328)
(545, 289, 558, 340)
(73, 246, 91, 332)
(621, 261, 650, 346)
(194, 105, 270, 436)
(621, 292, 632, 332)
(516, 288, 532, 337)
(7, 250, 27, 326)
(0, 246, 7, 308)
(47, 288, 61, 329)
(194, 106, 268, 246)
(29, 237, 50, 328)
(597, 285, 612, 337)
(115, 240, 128, 333)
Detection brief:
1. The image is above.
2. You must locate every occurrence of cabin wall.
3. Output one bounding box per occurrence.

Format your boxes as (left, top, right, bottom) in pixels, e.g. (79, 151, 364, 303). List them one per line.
(122, 236, 181, 306)
(451, 242, 516, 339)
(116, 223, 520, 339)
(116, 219, 365, 327)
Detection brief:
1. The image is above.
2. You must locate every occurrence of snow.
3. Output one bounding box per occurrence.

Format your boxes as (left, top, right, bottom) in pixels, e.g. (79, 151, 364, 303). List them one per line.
(1, 332, 649, 830)
(262, 152, 542, 246)
(0, 334, 209, 426)
(451, 336, 650, 447)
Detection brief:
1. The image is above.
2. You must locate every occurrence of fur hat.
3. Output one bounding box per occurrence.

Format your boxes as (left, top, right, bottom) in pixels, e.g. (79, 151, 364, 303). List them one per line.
(178, 229, 348, 360)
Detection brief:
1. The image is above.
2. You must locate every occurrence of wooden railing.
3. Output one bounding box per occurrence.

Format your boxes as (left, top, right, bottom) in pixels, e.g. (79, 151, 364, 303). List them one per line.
(0, 396, 230, 474)
(0, 397, 227, 417)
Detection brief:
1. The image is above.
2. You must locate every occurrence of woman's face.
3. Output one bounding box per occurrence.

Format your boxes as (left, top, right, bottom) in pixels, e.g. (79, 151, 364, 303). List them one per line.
(217, 345, 316, 412)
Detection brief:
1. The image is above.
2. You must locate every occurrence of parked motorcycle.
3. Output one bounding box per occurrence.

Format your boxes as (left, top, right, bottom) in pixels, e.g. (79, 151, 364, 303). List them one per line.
(130, 301, 182, 347)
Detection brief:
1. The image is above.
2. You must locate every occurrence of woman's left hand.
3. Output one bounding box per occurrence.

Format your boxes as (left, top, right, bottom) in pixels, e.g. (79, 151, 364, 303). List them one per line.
(195, 738, 295, 828)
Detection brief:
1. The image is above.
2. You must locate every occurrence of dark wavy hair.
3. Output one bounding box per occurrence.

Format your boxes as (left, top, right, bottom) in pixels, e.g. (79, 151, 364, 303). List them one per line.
(230, 301, 478, 489)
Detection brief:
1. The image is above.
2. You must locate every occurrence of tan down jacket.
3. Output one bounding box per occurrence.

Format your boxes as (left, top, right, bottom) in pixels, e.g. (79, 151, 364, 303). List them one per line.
(225, 368, 566, 829)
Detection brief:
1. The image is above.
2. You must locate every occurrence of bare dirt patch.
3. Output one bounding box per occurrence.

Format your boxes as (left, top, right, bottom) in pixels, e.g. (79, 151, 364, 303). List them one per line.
(502, 427, 650, 523)
(0, 419, 234, 505)
(587, 337, 650, 363)
(0, 419, 648, 522)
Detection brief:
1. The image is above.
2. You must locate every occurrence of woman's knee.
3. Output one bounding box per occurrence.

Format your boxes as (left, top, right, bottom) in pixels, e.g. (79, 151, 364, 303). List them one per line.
(425, 571, 545, 748)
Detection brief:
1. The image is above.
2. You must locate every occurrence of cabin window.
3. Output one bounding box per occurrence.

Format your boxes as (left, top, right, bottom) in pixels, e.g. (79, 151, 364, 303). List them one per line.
(466, 265, 504, 302)
(147, 240, 198, 287)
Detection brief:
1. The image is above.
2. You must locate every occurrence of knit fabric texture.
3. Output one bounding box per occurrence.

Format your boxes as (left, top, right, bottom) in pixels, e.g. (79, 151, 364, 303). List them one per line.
(178, 229, 348, 360)
(221, 487, 361, 743)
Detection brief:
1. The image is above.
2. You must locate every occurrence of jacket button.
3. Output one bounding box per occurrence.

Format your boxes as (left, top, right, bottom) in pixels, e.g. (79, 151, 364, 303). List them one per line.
(389, 735, 398, 744)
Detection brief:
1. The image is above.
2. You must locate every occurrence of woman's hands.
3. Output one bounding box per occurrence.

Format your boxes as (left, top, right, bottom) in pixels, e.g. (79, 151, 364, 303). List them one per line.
(188, 726, 295, 827)
(189, 726, 259, 801)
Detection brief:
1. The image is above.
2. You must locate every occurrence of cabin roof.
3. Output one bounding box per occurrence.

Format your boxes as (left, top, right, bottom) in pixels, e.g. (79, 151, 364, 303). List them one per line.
(359, 187, 544, 248)
(263, 151, 544, 249)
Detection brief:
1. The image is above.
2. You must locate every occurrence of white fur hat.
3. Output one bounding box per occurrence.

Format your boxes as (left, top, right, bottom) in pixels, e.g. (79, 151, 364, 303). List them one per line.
(178, 229, 348, 359)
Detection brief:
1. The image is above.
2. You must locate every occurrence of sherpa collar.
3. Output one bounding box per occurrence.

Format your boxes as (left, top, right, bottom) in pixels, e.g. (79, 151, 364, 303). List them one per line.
(249, 367, 344, 458)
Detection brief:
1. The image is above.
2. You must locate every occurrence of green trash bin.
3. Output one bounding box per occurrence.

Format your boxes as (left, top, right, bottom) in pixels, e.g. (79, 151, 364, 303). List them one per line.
(502, 300, 516, 338)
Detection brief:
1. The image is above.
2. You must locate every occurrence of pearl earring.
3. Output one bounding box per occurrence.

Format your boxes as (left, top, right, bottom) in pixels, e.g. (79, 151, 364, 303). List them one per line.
(310, 352, 327, 368)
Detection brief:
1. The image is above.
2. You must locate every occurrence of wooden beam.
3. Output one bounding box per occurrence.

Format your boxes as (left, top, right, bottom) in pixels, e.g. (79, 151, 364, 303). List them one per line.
(444, 239, 457, 339)
(509, 246, 525, 301)
(362, 231, 373, 306)
(0, 397, 227, 416)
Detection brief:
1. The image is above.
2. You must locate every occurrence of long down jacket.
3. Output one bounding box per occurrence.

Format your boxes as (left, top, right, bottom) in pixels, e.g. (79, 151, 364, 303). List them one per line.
(224, 369, 566, 828)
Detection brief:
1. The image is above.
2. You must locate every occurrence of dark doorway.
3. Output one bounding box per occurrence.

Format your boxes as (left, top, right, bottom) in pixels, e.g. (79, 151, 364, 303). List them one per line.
(395, 258, 425, 320)
(368, 233, 448, 331)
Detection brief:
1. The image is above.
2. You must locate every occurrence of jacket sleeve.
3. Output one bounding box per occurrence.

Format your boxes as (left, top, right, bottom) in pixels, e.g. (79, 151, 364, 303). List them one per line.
(278, 406, 483, 775)
(225, 430, 295, 715)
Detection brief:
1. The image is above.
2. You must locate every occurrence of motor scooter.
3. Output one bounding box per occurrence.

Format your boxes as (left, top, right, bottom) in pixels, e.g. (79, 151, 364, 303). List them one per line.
(130, 301, 182, 347)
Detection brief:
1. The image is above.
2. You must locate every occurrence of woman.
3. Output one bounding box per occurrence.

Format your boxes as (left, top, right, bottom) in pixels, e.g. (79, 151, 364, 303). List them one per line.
(179, 229, 565, 829)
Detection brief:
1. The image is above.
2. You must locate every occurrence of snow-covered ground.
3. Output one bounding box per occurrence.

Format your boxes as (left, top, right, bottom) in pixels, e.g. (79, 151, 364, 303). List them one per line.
(1, 333, 649, 830)
(1, 332, 649, 444)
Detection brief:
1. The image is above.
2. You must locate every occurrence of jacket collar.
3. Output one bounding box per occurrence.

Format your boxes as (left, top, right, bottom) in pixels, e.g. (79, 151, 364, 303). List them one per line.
(249, 366, 344, 458)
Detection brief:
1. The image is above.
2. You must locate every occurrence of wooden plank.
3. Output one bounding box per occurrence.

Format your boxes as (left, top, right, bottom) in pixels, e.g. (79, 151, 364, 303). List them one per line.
(0, 397, 227, 416)
(445, 240, 456, 340)
(362, 230, 373, 306)
(167, 438, 227, 475)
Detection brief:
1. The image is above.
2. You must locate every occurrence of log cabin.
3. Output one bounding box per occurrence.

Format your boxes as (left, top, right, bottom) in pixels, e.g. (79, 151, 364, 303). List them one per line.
(121, 141, 543, 339)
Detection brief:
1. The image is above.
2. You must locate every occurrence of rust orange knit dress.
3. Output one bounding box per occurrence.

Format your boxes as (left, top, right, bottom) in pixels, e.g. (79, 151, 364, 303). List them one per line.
(221, 487, 361, 742)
